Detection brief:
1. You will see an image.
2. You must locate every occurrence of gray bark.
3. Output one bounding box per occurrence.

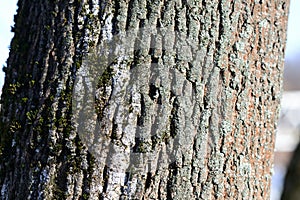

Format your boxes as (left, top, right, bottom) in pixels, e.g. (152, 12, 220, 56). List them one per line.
(0, 0, 289, 199)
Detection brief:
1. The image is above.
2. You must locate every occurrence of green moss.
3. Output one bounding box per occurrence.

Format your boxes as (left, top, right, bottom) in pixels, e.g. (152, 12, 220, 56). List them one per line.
(21, 97, 28, 103)
(75, 61, 81, 69)
(57, 117, 68, 129)
(85, 24, 91, 30)
(94, 66, 114, 117)
(9, 121, 21, 133)
(8, 82, 20, 95)
(44, 25, 51, 31)
(26, 110, 38, 124)
(82, 193, 89, 199)
(49, 95, 54, 101)
(29, 80, 35, 87)
(53, 143, 63, 154)
(33, 116, 44, 132)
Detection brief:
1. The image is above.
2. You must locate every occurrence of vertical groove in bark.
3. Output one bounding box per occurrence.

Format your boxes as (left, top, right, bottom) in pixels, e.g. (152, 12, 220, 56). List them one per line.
(0, 0, 289, 199)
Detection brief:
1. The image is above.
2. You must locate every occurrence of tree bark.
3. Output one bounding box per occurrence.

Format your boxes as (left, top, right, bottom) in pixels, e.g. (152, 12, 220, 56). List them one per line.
(0, 0, 289, 199)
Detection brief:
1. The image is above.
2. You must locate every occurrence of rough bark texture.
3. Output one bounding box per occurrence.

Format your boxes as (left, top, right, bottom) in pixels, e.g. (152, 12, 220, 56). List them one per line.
(0, 0, 289, 199)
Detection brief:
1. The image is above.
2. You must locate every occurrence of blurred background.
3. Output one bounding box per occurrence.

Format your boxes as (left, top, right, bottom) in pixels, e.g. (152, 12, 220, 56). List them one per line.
(271, 0, 300, 199)
(0, 1, 299, 199)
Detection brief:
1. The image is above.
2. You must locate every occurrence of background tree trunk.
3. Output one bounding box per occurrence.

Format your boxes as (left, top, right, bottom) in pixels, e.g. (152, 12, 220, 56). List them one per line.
(0, 0, 289, 199)
(281, 144, 300, 199)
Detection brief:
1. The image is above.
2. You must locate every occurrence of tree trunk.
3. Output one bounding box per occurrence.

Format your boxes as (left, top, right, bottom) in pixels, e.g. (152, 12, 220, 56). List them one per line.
(281, 144, 300, 199)
(0, 0, 289, 199)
